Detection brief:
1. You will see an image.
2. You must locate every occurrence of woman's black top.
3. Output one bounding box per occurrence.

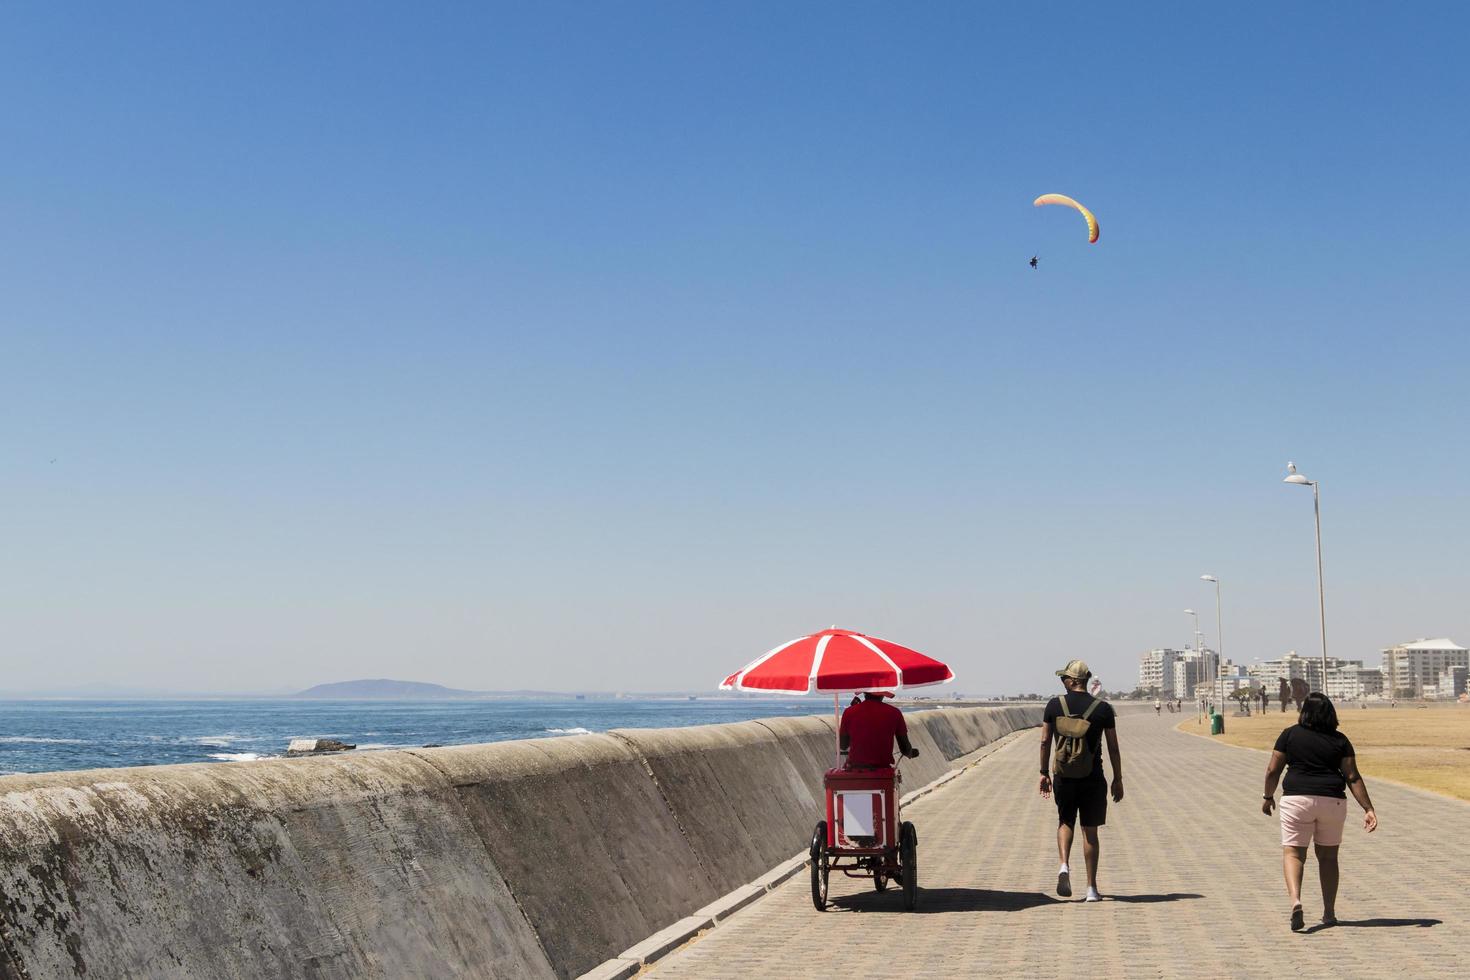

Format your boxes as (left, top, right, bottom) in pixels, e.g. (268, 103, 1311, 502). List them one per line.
(1273, 724, 1355, 799)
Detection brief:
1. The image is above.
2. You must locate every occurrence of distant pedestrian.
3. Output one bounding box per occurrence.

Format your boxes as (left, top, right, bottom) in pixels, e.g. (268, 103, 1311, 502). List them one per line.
(1039, 660, 1123, 903)
(1261, 693, 1378, 931)
(1154, 698, 1161, 716)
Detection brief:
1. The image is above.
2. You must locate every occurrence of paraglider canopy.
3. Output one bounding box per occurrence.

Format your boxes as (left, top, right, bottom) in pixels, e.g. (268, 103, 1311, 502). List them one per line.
(1033, 193, 1099, 244)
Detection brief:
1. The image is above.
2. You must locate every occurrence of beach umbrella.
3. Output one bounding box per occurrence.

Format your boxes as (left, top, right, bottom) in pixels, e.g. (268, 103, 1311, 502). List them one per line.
(720, 627, 955, 763)
(720, 627, 953, 694)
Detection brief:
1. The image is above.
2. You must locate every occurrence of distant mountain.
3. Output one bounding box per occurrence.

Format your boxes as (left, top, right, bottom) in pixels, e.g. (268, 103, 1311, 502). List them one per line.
(292, 679, 485, 700)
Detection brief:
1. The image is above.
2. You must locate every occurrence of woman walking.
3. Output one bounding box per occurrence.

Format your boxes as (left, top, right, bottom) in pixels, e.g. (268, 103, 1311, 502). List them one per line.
(1261, 692, 1377, 930)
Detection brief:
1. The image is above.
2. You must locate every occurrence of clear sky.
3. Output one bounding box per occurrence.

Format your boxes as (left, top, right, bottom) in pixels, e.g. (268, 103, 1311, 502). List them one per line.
(3, 3, 1467, 696)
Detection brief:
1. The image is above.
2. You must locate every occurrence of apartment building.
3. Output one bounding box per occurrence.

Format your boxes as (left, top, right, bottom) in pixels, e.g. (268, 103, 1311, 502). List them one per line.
(1137, 648, 1182, 697)
(1432, 664, 1468, 700)
(1248, 652, 1383, 700)
(1138, 647, 1218, 699)
(1381, 638, 1469, 698)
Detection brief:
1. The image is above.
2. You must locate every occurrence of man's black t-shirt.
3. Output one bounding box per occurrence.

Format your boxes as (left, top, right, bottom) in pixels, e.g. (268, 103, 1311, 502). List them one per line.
(1043, 692, 1116, 780)
(1274, 724, 1355, 798)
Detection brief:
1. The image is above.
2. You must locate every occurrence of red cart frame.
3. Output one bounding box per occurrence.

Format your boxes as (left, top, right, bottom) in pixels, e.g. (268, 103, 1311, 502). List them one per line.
(809, 765, 918, 910)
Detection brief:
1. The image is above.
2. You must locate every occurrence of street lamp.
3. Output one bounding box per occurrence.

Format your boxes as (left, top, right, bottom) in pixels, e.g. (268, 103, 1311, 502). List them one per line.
(1184, 609, 1201, 719)
(1202, 575, 1223, 724)
(1283, 462, 1328, 691)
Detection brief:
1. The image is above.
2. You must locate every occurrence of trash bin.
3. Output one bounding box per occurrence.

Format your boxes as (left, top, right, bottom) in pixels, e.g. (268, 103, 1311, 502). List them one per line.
(1210, 712, 1225, 735)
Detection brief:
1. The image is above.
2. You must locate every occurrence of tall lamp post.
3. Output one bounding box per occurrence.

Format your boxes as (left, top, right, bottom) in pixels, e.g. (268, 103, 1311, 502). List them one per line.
(1184, 608, 1201, 719)
(1202, 575, 1223, 723)
(1283, 462, 1328, 691)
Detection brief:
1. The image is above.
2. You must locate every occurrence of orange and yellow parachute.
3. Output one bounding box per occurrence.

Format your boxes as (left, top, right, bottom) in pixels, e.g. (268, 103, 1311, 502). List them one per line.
(1033, 193, 1099, 244)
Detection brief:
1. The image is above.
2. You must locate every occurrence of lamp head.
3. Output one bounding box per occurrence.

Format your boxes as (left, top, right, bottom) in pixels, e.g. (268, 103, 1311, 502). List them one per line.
(1284, 461, 1312, 485)
(1201, 574, 1218, 583)
(1183, 608, 1196, 616)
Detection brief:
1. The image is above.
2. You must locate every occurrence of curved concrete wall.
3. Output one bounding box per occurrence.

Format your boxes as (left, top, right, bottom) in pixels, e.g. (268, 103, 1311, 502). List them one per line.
(0, 751, 552, 980)
(0, 705, 1039, 980)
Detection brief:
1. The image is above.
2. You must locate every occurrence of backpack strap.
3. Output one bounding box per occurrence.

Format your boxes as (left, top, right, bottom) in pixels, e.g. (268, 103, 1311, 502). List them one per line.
(1079, 697, 1102, 721)
(1057, 697, 1073, 718)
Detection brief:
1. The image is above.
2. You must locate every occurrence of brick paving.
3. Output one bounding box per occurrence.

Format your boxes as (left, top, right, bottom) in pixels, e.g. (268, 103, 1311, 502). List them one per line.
(649, 710, 1467, 978)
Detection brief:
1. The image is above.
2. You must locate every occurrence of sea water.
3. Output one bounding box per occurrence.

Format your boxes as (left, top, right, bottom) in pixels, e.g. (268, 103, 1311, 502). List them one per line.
(0, 698, 838, 775)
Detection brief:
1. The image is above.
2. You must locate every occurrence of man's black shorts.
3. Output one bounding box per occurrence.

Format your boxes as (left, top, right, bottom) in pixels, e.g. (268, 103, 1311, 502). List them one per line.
(1054, 775, 1107, 828)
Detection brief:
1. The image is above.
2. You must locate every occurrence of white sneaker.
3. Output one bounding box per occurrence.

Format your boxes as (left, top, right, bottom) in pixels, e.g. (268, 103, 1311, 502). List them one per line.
(1084, 887, 1102, 902)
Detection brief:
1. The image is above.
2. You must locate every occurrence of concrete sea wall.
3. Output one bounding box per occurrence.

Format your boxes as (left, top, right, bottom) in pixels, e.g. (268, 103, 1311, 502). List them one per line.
(0, 705, 1040, 979)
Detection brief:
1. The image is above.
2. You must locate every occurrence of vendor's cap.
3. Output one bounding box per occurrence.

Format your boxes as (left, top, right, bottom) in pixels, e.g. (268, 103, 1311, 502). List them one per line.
(863, 690, 896, 699)
(1055, 659, 1091, 680)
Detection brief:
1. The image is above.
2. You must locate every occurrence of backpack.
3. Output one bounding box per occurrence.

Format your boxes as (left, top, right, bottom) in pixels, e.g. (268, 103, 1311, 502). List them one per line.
(1052, 696, 1101, 778)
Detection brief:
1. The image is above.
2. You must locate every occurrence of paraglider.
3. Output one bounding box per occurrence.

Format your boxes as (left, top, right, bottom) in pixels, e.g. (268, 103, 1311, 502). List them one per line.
(1033, 193, 1099, 244)
(1029, 255, 1038, 269)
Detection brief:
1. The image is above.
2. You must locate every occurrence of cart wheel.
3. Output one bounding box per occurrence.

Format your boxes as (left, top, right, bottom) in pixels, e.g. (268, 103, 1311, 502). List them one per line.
(899, 822, 918, 911)
(810, 821, 829, 911)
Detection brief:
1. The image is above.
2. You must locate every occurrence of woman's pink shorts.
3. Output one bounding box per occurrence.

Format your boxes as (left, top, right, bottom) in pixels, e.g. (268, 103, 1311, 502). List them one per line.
(1279, 795, 1347, 847)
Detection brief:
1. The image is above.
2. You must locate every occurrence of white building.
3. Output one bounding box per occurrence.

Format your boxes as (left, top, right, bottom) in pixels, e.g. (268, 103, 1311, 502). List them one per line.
(1381, 639, 1469, 699)
(1248, 651, 1315, 691)
(1175, 650, 1218, 701)
(1323, 665, 1383, 701)
(1249, 652, 1382, 701)
(1192, 673, 1254, 700)
(1137, 647, 1223, 700)
(1434, 664, 1468, 700)
(1137, 649, 1183, 697)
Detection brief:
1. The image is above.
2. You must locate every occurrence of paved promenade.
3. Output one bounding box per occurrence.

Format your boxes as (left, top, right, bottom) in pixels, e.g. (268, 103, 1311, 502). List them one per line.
(650, 711, 1466, 978)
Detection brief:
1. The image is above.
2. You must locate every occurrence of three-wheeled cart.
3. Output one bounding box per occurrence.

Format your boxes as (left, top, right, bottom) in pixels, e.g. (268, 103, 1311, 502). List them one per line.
(810, 765, 917, 911)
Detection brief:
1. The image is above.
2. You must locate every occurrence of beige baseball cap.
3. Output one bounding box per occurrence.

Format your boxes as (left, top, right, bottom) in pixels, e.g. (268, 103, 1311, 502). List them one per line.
(1055, 659, 1091, 680)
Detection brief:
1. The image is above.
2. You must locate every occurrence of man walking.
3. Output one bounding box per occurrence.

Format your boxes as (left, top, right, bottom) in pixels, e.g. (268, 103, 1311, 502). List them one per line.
(1039, 659, 1123, 902)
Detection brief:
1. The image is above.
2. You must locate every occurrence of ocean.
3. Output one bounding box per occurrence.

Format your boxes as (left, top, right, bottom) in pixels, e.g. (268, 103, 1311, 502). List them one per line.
(0, 698, 839, 775)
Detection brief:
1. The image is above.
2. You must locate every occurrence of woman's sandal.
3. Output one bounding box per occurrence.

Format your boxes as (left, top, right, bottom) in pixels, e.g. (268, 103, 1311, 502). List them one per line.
(1290, 905, 1304, 931)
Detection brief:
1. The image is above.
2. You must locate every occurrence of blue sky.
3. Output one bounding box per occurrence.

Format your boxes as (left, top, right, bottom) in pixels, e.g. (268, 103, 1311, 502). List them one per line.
(2, 3, 1467, 694)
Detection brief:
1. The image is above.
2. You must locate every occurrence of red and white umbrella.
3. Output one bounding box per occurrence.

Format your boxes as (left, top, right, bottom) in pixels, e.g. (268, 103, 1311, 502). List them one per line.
(720, 627, 954, 695)
(720, 627, 954, 765)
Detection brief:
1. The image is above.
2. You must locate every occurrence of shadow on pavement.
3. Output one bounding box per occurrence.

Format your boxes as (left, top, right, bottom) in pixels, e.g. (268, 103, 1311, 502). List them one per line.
(1304, 918, 1441, 934)
(832, 888, 1061, 913)
(831, 889, 1206, 913)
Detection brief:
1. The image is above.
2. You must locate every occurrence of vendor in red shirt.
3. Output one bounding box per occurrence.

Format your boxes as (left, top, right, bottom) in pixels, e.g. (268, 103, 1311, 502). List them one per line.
(839, 691, 921, 768)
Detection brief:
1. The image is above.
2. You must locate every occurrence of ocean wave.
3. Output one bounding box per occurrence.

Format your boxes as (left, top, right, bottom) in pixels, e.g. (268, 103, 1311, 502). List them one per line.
(208, 752, 275, 762)
(196, 735, 240, 747)
(544, 727, 592, 735)
(0, 736, 89, 744)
